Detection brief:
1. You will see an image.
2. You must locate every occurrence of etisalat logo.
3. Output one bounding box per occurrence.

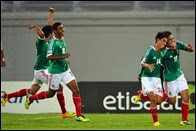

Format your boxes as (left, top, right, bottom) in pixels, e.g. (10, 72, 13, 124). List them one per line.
(103, 84, 195, 111)
(188, 84, 195, 110)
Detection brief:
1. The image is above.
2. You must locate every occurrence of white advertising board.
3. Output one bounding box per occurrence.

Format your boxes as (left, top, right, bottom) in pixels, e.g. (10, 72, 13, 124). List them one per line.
(1, 81, 75, 114)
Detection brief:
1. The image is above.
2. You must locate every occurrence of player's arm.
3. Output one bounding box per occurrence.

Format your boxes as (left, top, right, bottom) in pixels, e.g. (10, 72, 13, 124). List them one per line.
(187, 43, 194, 52)
(28, 24, 44, 39)
(141, 62, 155, 72)
(47, 7, 55, 26)
(47, 53, 70, 60)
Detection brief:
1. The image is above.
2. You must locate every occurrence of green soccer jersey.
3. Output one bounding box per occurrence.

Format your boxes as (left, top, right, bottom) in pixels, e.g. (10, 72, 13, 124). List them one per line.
(47, 36, 69, 74)
(140, 46, 163, 78)
(161, 41, 188, 82)
(34, 37, 49, 70)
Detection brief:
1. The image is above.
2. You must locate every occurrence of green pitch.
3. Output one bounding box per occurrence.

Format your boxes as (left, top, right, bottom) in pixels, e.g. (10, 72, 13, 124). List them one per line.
(1, 113, 195, 130)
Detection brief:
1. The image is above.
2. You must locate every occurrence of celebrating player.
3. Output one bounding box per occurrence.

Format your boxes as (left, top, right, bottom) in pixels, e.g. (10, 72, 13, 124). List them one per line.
(134, 32, 167, 126)
(25, 22, 90, 123)
(161, 31, 194, 125)
(1, 7, 75, 119)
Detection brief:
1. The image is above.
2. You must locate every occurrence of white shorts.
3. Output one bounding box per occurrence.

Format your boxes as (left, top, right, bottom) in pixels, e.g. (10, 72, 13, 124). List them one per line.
(141, 77, 163, 97)
(48, 68, 76, 90)
(32, 69, 49, 87)
(163, 74, 188, 98)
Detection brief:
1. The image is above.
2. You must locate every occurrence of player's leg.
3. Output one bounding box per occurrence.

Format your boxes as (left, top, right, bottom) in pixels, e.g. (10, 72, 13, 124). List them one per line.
(62, 69, 89, 122)
(57, 84, 76, 118)
(147, 91, 160, 126)
(1, 88, 31, 107)
(171, 74, 190, 125)
(179, 89, 191, 125)
(134, 89, 150, 103)
(66, 80, 89, 122)
(24, 73, 59, 110)
(1, 83, 41, 107)
(25, 87, 56, 110)
(39, 69, 74, 118)
(141, 77, 160, 126)
(163, 81, 177, 104)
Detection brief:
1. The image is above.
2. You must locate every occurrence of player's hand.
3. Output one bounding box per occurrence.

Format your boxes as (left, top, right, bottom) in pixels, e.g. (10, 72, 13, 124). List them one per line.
(147, 64, 155, 72)
(49, 7, 55, 14)
(187, 43, 194, 52)
(64, 53, 70, 58)
(28, 24, 35, 30)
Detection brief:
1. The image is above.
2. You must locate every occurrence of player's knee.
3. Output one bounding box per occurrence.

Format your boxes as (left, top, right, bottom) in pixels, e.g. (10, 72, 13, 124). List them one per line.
(150, 96, 156, 104)
(72, 90, 80, 96)
(46, 91, 56, 98)
(169, 99, 176, 104)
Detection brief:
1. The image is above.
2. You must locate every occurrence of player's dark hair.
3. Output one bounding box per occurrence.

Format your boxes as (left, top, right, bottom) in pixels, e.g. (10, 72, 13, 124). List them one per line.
(42, 25, 53, 38)
(155, 31, 168, 43)
(53, 22, 62, 31)
(163, 31, 172, 38)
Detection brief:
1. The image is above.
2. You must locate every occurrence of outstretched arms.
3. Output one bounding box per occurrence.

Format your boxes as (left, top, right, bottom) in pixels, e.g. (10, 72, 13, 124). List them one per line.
(187, 43, 194, 52)
(28, 24, 44, 39)
(47, 7, 55, 26)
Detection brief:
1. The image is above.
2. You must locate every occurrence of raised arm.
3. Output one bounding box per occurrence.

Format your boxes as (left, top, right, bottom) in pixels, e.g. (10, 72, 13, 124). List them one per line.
(187, 43, 194, 52)
(28, 24, 44, 39)
(47, 7, 55, 26)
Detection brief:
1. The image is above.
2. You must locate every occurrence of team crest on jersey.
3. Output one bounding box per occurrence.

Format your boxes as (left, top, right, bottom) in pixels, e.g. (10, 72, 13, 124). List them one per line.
(153, 57, 156, 59)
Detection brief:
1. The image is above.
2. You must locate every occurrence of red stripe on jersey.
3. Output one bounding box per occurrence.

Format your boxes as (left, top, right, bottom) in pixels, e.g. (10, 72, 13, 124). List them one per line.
(41, 70, 48, 79)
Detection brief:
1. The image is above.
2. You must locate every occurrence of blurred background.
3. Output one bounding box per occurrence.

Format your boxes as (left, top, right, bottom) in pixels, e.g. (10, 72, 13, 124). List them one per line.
(1, 1, 195, 82)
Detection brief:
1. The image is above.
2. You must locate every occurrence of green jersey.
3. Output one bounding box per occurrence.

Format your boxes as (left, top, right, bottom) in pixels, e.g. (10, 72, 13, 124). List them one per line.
(47, 36, 69, 74)
(34, 37, 49, 70)
(161, 41, 188, 82)
(140, 46, 163, 78)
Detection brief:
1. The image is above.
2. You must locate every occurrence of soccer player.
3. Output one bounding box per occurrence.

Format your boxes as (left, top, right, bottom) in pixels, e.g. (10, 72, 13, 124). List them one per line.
(161, 31, 194, 125)
(134, 32, 167, 126)
(25, 22, 90, 123)
(1, 7, 75, 119)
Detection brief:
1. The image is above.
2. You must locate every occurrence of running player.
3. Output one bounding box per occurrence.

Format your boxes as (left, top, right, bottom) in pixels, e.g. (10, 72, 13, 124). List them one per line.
(135, 32, 167, 126)
(25, 22, 90, 123)
(162, 31, 194, 126)
(1, 7, 75, 119)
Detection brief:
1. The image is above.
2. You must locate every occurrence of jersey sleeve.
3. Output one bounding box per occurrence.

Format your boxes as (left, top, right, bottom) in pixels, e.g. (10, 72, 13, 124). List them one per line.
(46, 38, 56, 57)
(141, 47, 151, 65)
(176, 40, 188, 51)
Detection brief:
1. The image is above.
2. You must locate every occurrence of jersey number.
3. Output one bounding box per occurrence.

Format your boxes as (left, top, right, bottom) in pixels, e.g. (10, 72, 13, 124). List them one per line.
(173, 56, 178, 62)
(62, 48, 65, 54)
(156, 58, 161, 65)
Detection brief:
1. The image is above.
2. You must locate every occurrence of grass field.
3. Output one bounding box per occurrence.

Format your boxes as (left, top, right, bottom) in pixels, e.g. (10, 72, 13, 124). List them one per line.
(1, 113, 195, 130)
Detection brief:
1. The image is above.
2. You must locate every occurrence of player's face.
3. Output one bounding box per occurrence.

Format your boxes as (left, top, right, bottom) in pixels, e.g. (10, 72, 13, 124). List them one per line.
(158, 38, 167, 48)
(167, 35, 176, 50)
(167, 35, 175, 45)
(56, 24, 65, 37)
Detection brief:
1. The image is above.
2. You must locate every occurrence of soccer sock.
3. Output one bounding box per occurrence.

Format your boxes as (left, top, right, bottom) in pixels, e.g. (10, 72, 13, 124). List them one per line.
(73, 96, 82, 117)
(181, 101, 189, 121)
(162, 92, 168, 101)
(29, 91, 47, 102)
(140, 93, 150, 101)
(8, 88, 30, 99)
(56, 90, 66, 114)
(150, 106, 158, 123)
